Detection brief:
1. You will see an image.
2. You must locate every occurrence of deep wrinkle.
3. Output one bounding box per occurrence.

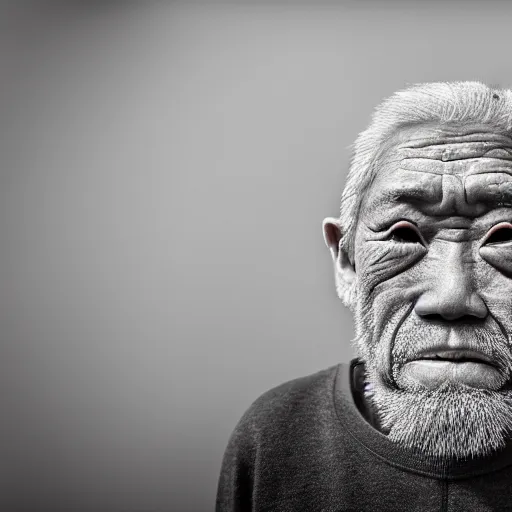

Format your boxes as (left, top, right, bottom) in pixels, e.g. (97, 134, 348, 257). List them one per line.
(387, 302, 416, 390)
(398, 162, 512, 178)
(397, 127, 512, 148)
(486, 305, 511, 364)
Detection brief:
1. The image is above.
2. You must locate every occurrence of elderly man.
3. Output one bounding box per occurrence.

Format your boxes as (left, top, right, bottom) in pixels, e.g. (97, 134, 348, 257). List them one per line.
(216, 82, 512, 511)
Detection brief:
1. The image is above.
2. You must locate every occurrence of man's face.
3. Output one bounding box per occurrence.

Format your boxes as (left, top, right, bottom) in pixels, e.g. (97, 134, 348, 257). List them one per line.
(352, 122, 512, 458)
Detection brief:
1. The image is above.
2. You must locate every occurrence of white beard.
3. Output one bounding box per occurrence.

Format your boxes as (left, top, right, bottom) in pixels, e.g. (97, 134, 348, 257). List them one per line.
(352, 299, 512, 459)
(368, 380, 512, 459)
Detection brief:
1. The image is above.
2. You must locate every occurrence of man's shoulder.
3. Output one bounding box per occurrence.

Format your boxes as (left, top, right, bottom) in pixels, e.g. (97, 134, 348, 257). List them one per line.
(218, 364, 352, 510)
(233, 364, 343, 439)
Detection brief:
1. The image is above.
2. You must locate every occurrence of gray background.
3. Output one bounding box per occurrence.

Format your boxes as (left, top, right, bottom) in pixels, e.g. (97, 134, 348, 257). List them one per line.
(2, 1, 512, 511)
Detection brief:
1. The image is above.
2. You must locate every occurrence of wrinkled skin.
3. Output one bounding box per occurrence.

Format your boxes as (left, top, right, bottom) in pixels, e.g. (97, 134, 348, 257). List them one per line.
(325, 122, 512, 459)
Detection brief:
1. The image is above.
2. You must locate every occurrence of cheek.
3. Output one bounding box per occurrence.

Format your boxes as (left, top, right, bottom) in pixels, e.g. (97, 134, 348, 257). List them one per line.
(367, 300, 415, 384)
(479, 246, 512, 277)
(354, 242, 427, 373)
(358, 242, 426, 291)
(355, 264, 423, 376)
(476, 258, 512, 334)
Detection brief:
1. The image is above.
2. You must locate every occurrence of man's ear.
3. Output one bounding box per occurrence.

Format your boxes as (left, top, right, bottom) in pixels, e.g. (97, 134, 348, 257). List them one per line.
(322, 217, 356, 308)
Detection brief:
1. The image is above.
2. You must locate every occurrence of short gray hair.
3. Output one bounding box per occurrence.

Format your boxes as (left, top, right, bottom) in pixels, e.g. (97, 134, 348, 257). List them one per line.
(340, 81, 512, 260)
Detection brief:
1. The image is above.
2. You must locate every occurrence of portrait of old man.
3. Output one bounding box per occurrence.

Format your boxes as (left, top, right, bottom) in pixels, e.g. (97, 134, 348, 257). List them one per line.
(216, 82, 512, 511)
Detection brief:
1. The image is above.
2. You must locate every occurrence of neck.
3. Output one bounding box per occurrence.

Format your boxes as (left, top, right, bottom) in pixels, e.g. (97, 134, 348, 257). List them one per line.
(351, 360, 384, 433)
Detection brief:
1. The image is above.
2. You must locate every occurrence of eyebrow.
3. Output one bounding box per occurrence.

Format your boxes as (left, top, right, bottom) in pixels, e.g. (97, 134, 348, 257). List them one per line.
(366, 172, 441, 210)
(364, 186, 438, 219)
(465, 172, 512, 206)
(365, 171, 512, 219)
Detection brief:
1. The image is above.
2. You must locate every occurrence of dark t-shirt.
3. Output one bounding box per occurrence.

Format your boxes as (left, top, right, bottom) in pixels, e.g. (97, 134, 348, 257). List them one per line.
(216, 360, 512, 511)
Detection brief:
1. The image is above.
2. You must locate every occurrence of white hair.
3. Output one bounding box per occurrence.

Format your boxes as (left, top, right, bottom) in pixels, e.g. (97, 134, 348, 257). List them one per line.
(339, 81, 512, 263)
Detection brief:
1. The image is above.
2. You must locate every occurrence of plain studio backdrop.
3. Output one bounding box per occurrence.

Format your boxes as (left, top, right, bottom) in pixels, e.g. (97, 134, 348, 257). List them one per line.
(2, 1, 512, 511)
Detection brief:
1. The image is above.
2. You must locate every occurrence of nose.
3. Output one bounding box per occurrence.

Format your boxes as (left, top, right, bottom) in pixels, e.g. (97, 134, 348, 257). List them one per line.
(414, 243, 488, 321)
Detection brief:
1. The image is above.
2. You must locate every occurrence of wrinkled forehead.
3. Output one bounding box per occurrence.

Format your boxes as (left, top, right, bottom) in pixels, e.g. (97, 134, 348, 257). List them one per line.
(365, 123, 512, 217)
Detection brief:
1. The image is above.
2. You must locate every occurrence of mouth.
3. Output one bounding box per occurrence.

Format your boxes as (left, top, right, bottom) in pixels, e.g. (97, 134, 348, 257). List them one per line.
(415, 349, 496, 367)
(399, 349, 505, 390)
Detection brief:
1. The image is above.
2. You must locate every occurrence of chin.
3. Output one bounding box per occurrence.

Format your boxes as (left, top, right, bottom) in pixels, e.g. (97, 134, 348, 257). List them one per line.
(368, 373, 512, 460)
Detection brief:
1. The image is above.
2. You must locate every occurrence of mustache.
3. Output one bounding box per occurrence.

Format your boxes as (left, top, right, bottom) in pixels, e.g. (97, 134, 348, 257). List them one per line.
(391, 316, 512, 376)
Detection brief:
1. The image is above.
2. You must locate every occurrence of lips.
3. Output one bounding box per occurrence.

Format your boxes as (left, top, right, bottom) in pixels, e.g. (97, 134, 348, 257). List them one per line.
(413, 349, 496, 367)
(398, 348, 506, 390)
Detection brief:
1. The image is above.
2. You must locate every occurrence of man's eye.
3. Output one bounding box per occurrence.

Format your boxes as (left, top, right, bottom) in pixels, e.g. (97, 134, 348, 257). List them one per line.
(389, 227, 422, 243)
(483, 223, 512, 245)
(386, 222, 423, 244)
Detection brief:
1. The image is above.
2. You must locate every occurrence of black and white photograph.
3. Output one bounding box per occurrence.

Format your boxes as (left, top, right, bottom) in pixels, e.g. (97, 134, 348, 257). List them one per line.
(4, 2, 512, 511)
